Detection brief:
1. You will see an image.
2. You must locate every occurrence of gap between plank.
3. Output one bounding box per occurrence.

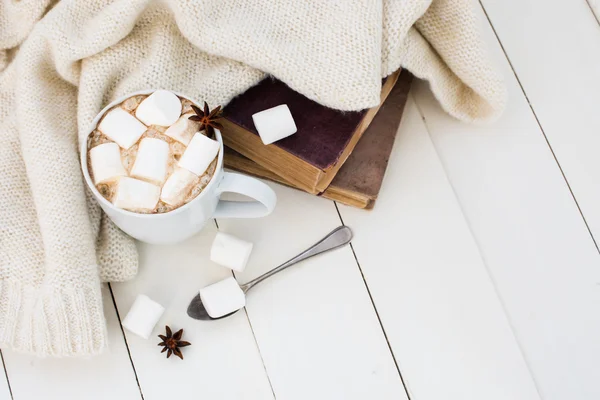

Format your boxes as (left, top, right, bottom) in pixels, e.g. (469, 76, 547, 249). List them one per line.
(216, 217, 277, 399)
(0, 351, 13, 400)
(333, 202, 412, 400)
(107, 283, 145, 400)
(584, 0, 600, 26)
(477, 1, 600, 256)
(239, 308, 277, 400)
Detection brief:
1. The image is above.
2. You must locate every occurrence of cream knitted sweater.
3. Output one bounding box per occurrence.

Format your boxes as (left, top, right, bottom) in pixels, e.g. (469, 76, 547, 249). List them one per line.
(0, 0, 505, 356)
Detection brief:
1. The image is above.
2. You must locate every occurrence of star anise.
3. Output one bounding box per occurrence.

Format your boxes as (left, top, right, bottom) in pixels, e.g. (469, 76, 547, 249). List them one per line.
(157, 325, 191, 360)
(188, 101, 223, 138)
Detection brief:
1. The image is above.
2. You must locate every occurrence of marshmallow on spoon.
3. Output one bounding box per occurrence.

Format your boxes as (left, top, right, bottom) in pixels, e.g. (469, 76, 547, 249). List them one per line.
(252, 104, 297, 145)
(89, 142, 127, 184)
(160, 167, 197, 206)
(113, 177, 160, 212)
(135, 90, 182, 127)
(130, 138, 170, 185)
(164, 113, 197, 145)
(178, 132, 220, 176)
(210, 232, 254, 272)
(122, 294, 165, 339)
(199, 277, 246, 318)
(98, 107, 147, 149)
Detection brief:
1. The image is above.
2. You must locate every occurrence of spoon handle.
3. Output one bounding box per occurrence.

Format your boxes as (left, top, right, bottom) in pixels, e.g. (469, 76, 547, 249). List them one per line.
(240, 226, 353, 293)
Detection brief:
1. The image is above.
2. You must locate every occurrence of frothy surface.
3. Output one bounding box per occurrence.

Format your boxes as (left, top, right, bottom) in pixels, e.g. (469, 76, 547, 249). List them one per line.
(87, 93, 218, 214)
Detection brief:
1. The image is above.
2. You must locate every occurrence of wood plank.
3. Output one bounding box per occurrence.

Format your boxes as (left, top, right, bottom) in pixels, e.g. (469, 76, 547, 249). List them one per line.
(218, 185, 407, 400)
(111, 224, 274, 400)
(481, 0, 600, 242)
(411, 3, 600, 399)
(338, 98, 540, 400)
(2, 285, 141, 400)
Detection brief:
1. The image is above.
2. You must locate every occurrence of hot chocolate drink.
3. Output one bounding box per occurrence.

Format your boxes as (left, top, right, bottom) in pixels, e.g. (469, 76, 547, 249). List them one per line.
(87, 90, 220, 214)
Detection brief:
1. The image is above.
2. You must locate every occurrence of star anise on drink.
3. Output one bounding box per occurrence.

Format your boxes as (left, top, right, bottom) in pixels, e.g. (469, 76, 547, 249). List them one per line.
(158, 325, 191, 360)
(188, 101, 223, 138)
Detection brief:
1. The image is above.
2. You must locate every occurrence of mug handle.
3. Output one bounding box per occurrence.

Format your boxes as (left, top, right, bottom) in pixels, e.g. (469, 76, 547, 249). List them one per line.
(213, 172, 277, 219)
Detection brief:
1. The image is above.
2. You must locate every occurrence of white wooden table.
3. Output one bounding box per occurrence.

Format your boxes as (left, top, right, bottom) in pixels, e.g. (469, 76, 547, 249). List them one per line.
(2, 1, 600, 399)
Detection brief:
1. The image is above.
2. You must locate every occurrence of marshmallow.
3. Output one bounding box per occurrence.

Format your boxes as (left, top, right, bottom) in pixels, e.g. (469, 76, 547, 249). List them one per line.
(164, 113, 197, 145)
(113, 177, 160, 212)
(252, 104, 297, 145)
(122, 294, 165, 339)
(199, 277, 246, 318)
(160, 167, 197, 206)
(89, 142, 127, 184)
(98, 107, 147, 149)
(210, 232, 254, 272)
(135, 90, 182, 127)
(178, 132, 220, 176)
(130, 138, 170, 185)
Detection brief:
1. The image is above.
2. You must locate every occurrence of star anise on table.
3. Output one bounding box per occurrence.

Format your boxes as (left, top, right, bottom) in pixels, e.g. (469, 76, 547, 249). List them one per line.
(158, 325, 191, 360)
(188, 101, 224, 138)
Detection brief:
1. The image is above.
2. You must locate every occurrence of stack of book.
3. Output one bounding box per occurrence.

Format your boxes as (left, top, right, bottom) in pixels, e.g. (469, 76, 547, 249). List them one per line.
(221, 69, 412, 209)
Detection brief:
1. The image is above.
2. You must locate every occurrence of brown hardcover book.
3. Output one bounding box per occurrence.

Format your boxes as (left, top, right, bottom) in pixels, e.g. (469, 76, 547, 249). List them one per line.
(221, 70, 400, 194)
(224, 70, 412, 208)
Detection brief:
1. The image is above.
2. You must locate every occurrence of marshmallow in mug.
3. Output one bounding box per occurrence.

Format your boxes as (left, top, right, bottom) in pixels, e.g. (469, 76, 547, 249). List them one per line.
(164, 113, 197, 145)
(113, 177, 161, 212)
(98, 107, 147, 149)
(130, 137, 170, 185)
(178, 132, 221, 176)
(160, 167, 198, 206)
(199, 277, 246, 318)
(89, 142, 127, 184)
(135, 90, 182, 127)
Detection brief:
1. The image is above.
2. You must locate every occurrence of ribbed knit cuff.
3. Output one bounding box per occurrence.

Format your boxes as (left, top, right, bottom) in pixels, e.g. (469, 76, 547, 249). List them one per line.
(0, 279, 107, 357)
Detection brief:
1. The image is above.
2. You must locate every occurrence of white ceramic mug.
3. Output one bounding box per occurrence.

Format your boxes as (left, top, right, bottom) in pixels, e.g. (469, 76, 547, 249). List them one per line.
(81, 90, 277, 244)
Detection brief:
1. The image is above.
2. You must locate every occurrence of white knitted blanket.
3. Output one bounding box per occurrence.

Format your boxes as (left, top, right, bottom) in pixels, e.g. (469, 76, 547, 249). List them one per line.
(0, 0, 505, 356)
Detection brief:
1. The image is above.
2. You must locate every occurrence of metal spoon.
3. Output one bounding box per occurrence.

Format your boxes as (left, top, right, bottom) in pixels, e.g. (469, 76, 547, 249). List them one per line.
(187, 225, 353, 320)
